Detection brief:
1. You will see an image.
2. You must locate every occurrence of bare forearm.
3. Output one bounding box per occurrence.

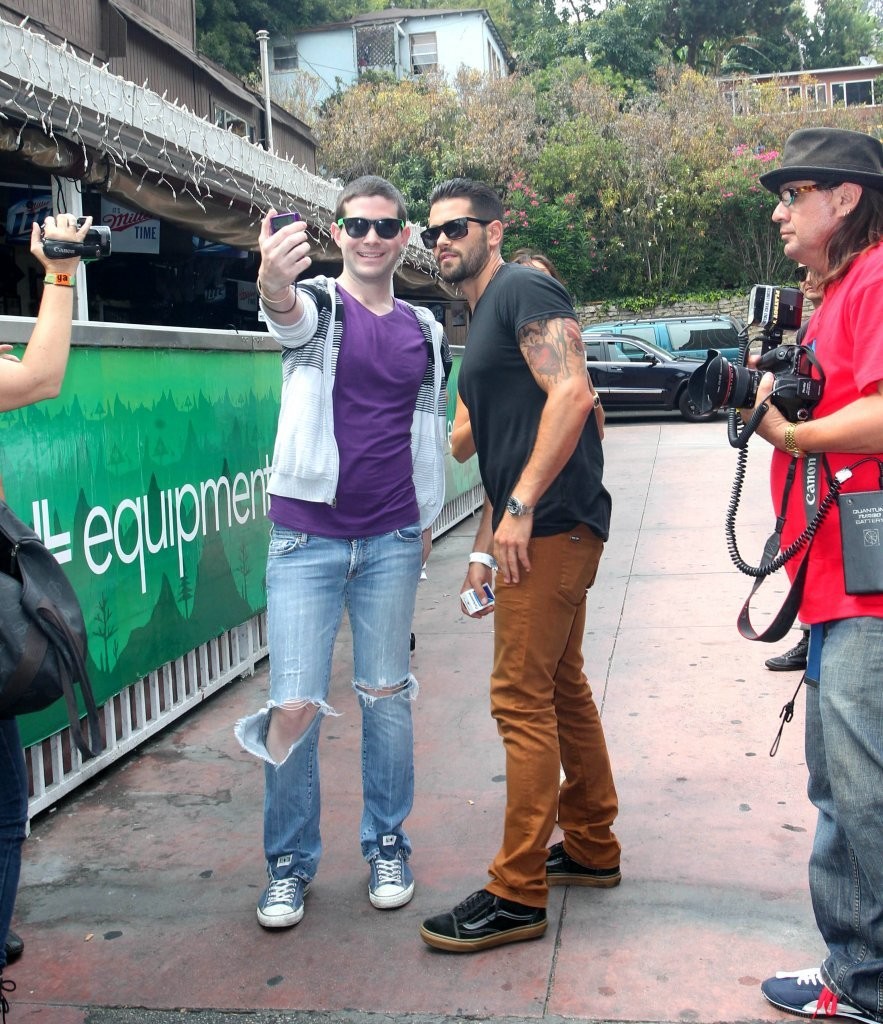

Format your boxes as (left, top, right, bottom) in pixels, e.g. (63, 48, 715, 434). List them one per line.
(511, 380, 592, 505)
(0, 215, 86, 411)
(451, 423, 476, 461)
(756, 386, 883, 456)
(788, 393, 883, 454)
(472, 497, 494, 553)
(0, 280, 76, 411)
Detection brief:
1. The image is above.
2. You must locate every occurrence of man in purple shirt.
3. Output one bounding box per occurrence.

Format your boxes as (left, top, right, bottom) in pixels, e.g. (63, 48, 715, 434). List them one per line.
(235, 177, 449, 930)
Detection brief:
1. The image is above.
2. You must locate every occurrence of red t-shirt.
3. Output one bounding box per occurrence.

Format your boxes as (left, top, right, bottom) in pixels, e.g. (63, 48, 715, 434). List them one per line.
(771, 243, 883, 623)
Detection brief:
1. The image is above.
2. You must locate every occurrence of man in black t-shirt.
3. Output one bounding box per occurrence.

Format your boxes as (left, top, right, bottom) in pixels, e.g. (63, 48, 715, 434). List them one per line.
(419, 178, 621, 953)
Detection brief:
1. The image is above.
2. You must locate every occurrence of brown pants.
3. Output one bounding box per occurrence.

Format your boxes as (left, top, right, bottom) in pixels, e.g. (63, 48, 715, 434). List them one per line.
(485, 524, 620, 908)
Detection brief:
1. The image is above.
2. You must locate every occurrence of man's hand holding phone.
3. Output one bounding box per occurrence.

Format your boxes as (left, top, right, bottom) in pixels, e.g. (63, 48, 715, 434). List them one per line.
(259, 208, 311, 308)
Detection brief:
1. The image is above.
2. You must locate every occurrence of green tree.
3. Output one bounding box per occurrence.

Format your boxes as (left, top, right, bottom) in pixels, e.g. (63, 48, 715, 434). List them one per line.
(803, 0, 880, 68)
(196, 0, 296, 78)
(586, 0, 795, 76)
(507, 0, 592, 70)
(585, 0, 668, 85)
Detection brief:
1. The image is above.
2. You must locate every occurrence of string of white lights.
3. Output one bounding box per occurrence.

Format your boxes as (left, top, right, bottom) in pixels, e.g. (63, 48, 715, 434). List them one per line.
(0, 15, 436, 270)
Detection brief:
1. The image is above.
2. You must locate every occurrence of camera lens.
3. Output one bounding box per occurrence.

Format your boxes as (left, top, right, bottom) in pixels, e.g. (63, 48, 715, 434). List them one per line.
(728, 366, 761, 409)
(688, 351, 760, 414)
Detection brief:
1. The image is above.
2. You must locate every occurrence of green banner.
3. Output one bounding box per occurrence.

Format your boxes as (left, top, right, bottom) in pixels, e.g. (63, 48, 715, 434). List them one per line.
(1, 342, 479, 747)
(2, 346, 279, 745)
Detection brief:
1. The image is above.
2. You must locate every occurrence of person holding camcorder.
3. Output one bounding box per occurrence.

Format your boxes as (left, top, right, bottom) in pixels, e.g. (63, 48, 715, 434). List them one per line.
(0, 211, 92, 1020)
(743, 128, 883, 1024)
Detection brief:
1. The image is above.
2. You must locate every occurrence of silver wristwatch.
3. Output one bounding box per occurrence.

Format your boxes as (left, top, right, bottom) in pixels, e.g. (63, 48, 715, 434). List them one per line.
(506, 495, 535, 517)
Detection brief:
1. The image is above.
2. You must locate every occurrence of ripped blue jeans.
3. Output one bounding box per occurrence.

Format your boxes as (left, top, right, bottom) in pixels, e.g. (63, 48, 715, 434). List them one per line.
(235, 523, 423, 883)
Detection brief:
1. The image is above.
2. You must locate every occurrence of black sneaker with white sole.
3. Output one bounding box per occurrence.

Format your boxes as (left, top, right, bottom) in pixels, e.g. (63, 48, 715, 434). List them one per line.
(420, 888, 547, 952)
(546, 841, 622, 887)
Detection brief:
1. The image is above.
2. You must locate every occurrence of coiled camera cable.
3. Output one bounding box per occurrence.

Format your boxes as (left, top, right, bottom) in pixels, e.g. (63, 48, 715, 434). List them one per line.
(724, 436, 849, 579)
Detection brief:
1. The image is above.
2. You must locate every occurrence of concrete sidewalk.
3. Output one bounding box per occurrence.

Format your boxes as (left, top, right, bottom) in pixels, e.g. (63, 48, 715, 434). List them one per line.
(9, 415, 821, 1024)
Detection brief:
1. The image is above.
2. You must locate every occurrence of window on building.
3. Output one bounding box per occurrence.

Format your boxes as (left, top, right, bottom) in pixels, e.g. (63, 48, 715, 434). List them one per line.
(847, 79, 873, 105)
(808, 83, 827, 108)
(356, 24, 396, 73)
(487, 41, 502, 77)
(214, 106, 256, 143)
(832, 79, 873, 106)
(781, 85, 801, 105)
(723, 86, 758, 115)
(410, 32, 438, 73)
(273, 44, 298, 72)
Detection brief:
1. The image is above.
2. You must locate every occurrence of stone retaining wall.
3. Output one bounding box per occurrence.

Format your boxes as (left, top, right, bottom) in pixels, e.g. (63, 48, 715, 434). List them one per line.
(577, 295, 746, 326)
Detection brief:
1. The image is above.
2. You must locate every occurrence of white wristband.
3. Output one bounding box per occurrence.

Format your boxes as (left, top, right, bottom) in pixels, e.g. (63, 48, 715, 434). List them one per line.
(469, 551, 498, 571)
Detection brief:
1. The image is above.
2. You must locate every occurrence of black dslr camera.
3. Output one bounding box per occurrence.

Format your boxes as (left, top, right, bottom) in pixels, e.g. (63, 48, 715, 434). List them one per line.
(688, 285, 823, 424)
(41, 217, 111, 262)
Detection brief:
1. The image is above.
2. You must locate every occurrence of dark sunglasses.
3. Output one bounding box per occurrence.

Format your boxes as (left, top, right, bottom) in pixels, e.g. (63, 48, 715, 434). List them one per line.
(336, 217, 404, 240)
(420, 217, 491, 249)
(795, 265, 808, 283)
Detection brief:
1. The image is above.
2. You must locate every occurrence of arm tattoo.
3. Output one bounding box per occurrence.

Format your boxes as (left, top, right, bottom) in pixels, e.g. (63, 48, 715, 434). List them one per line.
(517, 317, 584, 387)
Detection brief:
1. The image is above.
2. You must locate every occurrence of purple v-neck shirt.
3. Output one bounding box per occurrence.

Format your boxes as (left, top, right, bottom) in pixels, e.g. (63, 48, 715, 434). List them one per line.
(269, 285, 427, 537)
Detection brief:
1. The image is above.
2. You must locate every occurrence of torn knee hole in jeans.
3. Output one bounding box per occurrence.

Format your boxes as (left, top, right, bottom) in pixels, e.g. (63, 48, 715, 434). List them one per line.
(269, 698, 334, 744)
(353, 675, 417, 707)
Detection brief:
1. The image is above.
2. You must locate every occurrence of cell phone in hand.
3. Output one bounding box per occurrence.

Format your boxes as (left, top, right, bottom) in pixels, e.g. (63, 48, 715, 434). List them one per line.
(460, 582, 495, 616)
(270, 212, 301, 233)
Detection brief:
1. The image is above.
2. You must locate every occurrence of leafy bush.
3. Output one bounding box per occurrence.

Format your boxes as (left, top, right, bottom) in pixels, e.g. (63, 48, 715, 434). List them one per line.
(501, 172, 598, 296)
(702, 144, 792, 287)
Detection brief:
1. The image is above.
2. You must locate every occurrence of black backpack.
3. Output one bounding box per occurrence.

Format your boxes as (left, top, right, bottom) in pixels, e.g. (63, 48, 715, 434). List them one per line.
(0, 500, 103, 759)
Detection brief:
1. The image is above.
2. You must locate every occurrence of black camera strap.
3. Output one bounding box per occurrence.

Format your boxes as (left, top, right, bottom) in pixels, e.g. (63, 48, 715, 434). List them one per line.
(737, 458, 810, 643)
(736, 453, 845, 641)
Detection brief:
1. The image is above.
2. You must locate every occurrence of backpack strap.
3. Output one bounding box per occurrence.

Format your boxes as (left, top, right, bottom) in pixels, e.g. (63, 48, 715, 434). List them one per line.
(36, 598, 103, 759)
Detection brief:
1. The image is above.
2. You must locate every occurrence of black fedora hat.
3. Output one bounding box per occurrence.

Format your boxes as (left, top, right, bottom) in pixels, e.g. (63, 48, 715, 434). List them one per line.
(759, 127, 883, 194)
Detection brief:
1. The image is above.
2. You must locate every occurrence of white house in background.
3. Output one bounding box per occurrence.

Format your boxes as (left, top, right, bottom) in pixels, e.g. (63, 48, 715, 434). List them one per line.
(272, 7, 514, 105)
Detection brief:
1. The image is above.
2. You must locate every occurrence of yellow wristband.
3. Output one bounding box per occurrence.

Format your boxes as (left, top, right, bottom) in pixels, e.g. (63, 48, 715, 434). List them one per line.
(44, 273, 74, 287)
(784, 423, 804, 459)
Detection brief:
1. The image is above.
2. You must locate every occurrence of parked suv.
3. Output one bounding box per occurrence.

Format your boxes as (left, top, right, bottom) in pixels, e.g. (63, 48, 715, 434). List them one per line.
(583, 331, 715, 422)
(581, 314, 745, 362)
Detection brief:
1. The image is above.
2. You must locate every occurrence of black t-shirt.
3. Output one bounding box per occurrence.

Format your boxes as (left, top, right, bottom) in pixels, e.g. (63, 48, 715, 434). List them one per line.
(458, 263, 611, 539)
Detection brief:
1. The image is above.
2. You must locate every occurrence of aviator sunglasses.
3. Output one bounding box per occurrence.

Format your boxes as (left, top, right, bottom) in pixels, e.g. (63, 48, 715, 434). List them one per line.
(336, 217, 404, 240)
(420, 216, 492, 249)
